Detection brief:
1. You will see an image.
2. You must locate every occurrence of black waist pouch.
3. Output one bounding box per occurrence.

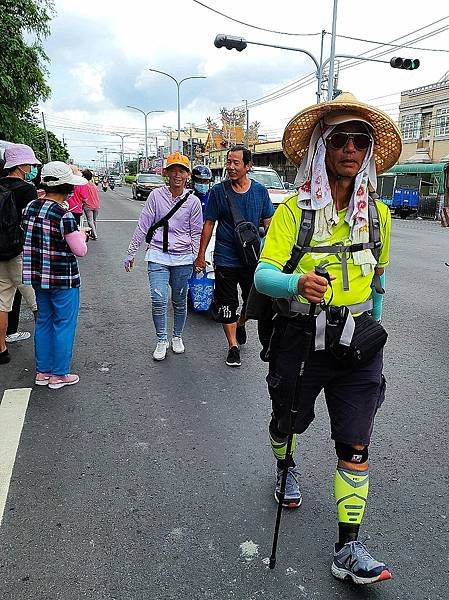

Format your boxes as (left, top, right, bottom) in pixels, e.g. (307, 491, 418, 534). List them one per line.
(234, 221, 261, 267)
(327, 311, 387, 367)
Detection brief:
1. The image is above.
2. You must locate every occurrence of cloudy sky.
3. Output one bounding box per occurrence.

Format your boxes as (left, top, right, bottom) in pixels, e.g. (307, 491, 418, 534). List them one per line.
(40, 0, 449, 165)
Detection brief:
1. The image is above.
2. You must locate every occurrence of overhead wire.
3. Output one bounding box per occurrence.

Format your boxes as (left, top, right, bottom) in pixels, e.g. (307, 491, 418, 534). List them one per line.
(190, 0, 322, 36)
(244, 21, 449, 109)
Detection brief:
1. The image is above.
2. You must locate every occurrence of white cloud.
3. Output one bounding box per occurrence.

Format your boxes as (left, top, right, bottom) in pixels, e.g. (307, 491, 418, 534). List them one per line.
(42, 0, 449, 163)
(69, 62, 106, 104)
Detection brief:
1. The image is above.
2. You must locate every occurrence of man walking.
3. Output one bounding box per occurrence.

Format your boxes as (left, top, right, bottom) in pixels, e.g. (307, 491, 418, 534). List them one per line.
(0, 143, 40, 364)
(194, 145, 274, 367)
(254, 93, 401, 584)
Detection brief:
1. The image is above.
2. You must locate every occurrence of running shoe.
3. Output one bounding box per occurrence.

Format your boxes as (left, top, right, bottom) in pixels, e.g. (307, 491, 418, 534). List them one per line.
(48, 374, 80, 389)
(331, 538, 392, 584)
(171, 337, 185, 354)
(275, 465, 302, 508)
(35, 372, 52, 386)
(153, 340, 169, 361)
(225, 346, 241, 367)
(6, 331, 31, 343)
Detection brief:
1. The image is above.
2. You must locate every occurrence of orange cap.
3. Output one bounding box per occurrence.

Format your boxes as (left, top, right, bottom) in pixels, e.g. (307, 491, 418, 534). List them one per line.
(165, 152, 191, 172)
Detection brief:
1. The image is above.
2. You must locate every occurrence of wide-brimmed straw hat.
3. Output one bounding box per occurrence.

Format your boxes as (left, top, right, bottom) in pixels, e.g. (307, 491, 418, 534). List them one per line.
(282, 92, 402, 174)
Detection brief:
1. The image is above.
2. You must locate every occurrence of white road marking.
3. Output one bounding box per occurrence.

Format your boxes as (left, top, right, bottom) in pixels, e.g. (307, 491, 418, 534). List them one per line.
(95, 219, 138, 222)
(0, 388, 32, 526)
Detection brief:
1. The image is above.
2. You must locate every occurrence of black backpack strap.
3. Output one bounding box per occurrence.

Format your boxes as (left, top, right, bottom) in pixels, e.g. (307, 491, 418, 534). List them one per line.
(368, 196, 381, 262)
(222, 181, 245, 225)
(368, 195, 384, 294)
(283, 209, 315, 274)
(145, 190, 191, 250)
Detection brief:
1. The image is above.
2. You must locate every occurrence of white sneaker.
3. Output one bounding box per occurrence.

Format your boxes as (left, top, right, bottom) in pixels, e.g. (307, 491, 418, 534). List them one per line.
(153, 340, 169, 361)
(6, 331, 31, 343)
(172, 337, 185, 354)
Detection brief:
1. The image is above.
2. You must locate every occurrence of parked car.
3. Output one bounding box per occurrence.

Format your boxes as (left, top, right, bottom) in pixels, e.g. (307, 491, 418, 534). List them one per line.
(132, 173, 166, 200)
(248, 166, 294, 208)
(109, 173, 123, 186)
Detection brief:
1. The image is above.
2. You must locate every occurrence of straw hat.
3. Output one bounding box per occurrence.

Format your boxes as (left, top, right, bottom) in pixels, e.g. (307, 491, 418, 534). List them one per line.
(282, 92, 402, 174)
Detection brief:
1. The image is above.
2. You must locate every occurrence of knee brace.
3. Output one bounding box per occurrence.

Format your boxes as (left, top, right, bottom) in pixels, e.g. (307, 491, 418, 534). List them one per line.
(335, 442, 368, 464)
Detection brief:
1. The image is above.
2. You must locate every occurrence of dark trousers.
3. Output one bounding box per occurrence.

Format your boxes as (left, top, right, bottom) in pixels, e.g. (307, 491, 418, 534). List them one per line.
(7, 290, 22, 335)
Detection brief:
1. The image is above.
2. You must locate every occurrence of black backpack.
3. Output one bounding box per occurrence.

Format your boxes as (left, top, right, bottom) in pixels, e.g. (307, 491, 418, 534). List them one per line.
(222, 181, 261, 267)
(0, 184, 23, 261)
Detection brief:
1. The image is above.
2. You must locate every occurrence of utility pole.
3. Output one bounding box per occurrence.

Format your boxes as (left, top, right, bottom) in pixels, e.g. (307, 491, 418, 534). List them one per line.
(327, 0, 339, 100)
(243, 100, 249, 146)
(41, 112, 52, 161)
(104, 148, 108, 172)
(186, 123, 194, 165)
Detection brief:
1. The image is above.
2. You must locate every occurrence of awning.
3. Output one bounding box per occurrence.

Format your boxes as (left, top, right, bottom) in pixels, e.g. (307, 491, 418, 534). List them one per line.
(387, 162, 446, 174)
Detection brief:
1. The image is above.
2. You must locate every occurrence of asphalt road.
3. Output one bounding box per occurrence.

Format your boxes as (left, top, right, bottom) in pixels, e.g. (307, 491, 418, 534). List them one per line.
(1, 186, 448, 600)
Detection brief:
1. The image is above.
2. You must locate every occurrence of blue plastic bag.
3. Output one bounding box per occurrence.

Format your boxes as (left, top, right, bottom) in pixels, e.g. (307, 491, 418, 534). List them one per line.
(188, 272, 215, 312)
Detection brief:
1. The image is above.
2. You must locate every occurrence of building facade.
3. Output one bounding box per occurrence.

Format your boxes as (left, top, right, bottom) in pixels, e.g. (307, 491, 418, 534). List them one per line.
(398, 73, 449, 164)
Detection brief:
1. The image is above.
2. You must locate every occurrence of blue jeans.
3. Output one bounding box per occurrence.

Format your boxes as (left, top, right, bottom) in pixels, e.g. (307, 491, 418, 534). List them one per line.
(34, 287, 80, 376)
(147, 263, 193, 340)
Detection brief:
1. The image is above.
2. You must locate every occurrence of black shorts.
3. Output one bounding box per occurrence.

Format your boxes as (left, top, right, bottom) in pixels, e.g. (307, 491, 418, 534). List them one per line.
(267, 315, 386, 446)
(212, 265, 255, 324)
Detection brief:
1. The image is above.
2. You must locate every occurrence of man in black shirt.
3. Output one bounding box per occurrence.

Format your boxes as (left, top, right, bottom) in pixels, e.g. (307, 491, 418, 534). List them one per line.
(0, 143, 40, 364)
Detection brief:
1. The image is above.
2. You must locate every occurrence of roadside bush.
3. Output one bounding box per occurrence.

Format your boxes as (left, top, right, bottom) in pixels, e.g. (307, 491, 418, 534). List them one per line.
(124, 175, 135, 184)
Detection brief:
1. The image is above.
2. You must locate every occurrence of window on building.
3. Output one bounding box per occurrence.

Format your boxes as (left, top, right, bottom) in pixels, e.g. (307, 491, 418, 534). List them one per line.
(435, 107, 449, 137)
(400, 113, 421, 141)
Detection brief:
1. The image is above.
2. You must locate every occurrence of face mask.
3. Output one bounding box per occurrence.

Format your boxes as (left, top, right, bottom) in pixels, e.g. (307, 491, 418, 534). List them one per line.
(194, 182, 209, 194)
(25, 166, 38, 181)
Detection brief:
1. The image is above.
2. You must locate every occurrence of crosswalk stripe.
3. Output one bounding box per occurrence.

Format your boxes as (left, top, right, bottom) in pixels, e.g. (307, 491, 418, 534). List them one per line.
(0, 388, 32, 526)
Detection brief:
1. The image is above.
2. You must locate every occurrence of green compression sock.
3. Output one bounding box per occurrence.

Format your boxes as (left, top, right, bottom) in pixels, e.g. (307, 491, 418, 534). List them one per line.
(269, 431, 297, 463)
(334, 466, 369, 541)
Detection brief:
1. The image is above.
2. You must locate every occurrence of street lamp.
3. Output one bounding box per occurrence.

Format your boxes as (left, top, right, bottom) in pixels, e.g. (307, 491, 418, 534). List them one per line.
(148, 68, 206, 153)
(111, 132, 138, 175)
(126, 107, 164, 165)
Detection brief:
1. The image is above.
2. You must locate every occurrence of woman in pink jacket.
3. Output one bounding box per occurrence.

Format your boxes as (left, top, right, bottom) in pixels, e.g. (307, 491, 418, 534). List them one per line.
(67, 165, 88, 225)
(81, 169, 101, 239)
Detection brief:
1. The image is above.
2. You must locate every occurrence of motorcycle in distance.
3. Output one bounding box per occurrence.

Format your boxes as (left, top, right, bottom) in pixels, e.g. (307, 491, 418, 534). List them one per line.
(101, 176, 108, 192)
(108, 176, 115, 191)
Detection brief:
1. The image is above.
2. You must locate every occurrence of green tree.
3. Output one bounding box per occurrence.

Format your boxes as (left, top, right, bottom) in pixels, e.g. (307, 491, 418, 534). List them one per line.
(126, 160, 138, 175)
(0, 0, 54, 141)
(27, 125, 69, 162)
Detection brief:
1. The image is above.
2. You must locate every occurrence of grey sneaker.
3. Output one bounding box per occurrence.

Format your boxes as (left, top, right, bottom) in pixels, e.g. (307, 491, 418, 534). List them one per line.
(153, 340, 169, 361)
(6, 331, 31, 342)
(331, 539, 392, 584)
(274, 465, 302, 508)
(171, 337, 185, 354)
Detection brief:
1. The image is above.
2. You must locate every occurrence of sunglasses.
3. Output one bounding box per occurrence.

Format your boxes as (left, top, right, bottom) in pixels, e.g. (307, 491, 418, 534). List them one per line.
(326, 132, 373, 151)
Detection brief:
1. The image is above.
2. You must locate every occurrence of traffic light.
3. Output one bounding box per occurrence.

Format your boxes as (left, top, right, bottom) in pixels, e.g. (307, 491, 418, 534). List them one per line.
(214, 34, 247, 52)
(390, 57, 420, 70)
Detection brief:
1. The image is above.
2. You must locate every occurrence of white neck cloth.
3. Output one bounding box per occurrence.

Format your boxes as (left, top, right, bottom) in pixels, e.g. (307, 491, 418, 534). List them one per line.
(294, 121, 378, 275)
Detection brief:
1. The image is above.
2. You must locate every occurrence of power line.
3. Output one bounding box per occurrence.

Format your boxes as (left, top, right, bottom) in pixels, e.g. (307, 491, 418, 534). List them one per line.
(336, 15, 449, 52)
(244, 21, 449, 109)
(190, 0, 322, 36)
